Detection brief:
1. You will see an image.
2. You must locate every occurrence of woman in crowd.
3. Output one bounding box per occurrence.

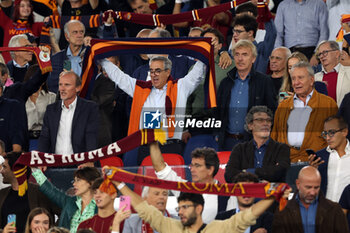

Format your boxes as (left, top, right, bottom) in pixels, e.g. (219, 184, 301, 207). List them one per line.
(0, 0, 44, 62)
(279, 51, 309, 100)
(24, 208, 54, 233)
(31, 167, 101, 233)
(24, 64, 56, 151)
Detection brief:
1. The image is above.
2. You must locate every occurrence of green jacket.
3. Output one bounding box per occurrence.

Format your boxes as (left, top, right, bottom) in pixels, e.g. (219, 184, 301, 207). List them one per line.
(39, 180, 97, 229)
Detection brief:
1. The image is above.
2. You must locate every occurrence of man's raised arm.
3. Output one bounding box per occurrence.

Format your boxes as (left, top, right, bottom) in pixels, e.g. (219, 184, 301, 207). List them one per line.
(149, 142, 166, 172)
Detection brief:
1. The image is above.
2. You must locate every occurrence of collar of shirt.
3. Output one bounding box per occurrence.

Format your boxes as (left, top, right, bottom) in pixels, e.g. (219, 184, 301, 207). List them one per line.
(293, 90, 313, 106)
(235, 71, 251, 81)
(61, 96, 78, 110)
(67, 46, 83, 58)
(296, 192, 319, 206)
(294, 0, 306, 5)
(253, 138, 270, 149)
(13, 60, 29, 68)
(326, 139, 350, 154)
(152, 83, 168, 92)
(322, 63, 340, 74)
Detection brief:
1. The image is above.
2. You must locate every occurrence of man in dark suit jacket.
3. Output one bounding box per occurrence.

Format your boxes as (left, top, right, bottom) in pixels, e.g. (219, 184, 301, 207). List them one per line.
(216, 40, 277, 151)
(38, 71, 99, 160)
(216, 172, 273, 233)
(225, 106, 290, 183)
(47, 20, 86, 93)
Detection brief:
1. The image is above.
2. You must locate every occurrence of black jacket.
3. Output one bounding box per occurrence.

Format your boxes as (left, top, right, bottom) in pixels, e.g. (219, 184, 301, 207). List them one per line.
(225, 138, 290, 182)
(216, 67, 277, 148)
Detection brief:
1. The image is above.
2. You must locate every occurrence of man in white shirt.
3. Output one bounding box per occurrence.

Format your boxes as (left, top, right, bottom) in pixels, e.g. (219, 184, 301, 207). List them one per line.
(309, 115, 350, 202)
(101, 56, 206, 165)
(38, 71, 99, 164)
(147, 142, 236, 223)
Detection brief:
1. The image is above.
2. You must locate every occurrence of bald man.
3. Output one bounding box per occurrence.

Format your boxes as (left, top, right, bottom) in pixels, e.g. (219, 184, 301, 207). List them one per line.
(272, 166, 348, 233)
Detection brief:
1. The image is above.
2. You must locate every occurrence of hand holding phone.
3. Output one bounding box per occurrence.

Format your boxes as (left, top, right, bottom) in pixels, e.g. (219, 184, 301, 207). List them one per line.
(306, 149, 324, 168)
(119, 196, 131, 211)
(7, 214, 16, 227)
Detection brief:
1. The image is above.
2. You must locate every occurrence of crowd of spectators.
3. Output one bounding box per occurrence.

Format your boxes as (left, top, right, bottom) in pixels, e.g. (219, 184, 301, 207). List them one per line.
(1, 0, 350, 232)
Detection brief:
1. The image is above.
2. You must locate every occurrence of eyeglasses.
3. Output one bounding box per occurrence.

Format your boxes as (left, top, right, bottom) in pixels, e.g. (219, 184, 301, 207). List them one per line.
(189, 163, 204, 169)
(316, 49, 337, 58)
(150, 68, 167, 76)
(269, 56, 283, 61)
(175, 204, 196, 212)
(321, 128, 345, 139)
(233, 29, 246, 35)
(253, 118, 272, 124)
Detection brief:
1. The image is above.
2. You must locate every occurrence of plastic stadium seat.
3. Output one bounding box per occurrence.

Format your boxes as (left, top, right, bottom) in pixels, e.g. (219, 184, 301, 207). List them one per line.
(183, 134, 218, 164)
(100, 157, 124, 167)
(214, 151, 232, 184)
(134, 153, 186, 194)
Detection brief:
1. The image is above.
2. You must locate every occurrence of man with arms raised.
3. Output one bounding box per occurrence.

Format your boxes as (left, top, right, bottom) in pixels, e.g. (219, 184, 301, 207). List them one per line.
(149, 142, 234, 223)
(108, 167, 289, 233)
(217, 172, 273, 233)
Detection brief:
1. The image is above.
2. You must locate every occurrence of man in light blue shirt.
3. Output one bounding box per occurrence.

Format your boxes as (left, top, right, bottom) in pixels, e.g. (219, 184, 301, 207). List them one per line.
(48, 20, 86, 93)
(274, 0, 329, 60)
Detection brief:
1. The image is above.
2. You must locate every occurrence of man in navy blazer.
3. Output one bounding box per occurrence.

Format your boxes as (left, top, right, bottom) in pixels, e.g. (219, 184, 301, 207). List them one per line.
(38, 71, 99, 157)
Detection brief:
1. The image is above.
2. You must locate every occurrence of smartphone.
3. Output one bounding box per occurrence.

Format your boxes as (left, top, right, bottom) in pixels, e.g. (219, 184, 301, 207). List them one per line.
(63, 60, 71, 71)
(279, 92, 289, 98)
(306, 149, 320, 160)
(7, 214, 16, 227)
(119, 195, 131, 211)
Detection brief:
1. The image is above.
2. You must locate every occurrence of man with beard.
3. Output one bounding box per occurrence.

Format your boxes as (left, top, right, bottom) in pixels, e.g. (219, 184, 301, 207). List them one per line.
(272, 166, 348, 233)
(109, 168, 289, 233)
(216, 172, 273, 233)
(225, 106, 290, 183)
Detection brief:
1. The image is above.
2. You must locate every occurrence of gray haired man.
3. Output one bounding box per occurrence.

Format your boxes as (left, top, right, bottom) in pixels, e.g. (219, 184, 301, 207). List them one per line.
(225, 106, 290, 183)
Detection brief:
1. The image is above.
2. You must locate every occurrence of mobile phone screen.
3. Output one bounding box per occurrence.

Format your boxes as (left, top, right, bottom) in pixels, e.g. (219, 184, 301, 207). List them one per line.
(119, 195, 131, 211)
(7, 214, 16, 226)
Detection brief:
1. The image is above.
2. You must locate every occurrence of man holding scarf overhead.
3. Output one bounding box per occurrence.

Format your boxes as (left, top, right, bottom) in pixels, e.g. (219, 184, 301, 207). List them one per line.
(101, 56, 206, 165)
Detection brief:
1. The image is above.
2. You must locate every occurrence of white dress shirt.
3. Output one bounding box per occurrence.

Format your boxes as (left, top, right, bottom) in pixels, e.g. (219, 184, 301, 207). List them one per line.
(287, 91, 313, 147)
(55, 97, 77, 155)
(326, 140, 350, 202)
(101, 59, 206, 140)
(26, 90, 56, 131)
